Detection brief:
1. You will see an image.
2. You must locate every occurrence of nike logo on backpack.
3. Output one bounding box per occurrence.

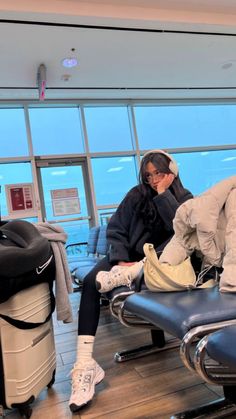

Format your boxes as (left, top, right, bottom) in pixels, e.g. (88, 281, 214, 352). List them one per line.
(36, 254, 53, 275)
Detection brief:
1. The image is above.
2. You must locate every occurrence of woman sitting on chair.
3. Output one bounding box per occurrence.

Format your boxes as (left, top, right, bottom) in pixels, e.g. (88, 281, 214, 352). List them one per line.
(69, 149, 193, 412)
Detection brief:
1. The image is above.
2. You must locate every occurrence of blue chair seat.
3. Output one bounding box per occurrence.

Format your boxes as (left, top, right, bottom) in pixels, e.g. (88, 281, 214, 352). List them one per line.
(206, 325, 236, 369)
(123, 287, 236, 340)
(66, 226, 100, 273)
(73, 261, 98, 283)
(73, 225, 108, 285)
(172, 323, 236, 418)
(121, 287, 236, 418)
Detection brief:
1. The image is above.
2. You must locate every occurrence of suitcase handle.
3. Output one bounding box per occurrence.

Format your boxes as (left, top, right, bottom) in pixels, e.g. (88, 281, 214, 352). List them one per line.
(0, 288, 55, 329)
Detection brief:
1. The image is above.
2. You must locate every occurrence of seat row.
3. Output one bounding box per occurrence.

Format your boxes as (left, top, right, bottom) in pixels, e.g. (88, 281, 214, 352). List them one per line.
(66, 225, 236, 416)
(111, 286, 236, 418)
(66, 225, 108, 287)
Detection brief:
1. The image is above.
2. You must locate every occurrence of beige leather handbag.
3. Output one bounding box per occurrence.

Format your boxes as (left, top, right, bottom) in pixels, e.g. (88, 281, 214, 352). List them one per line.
(143, 243, 215, 292)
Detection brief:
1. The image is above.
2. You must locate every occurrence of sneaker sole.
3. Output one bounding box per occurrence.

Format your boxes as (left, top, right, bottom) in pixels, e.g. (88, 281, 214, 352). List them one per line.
(69, 367, 105, 412)
(70, 401, 88, 412)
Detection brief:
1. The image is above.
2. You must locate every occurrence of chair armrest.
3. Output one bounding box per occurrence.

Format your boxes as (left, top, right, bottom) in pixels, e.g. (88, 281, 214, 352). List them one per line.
(66, 241, 88, 256)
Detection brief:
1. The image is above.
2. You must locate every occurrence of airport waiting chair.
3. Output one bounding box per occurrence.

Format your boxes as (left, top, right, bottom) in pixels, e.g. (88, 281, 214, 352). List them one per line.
(66, 225, 100, 273)
(115, 287, 236, 417)
(73, 225, 109, 286)
(103, 274, 169, 362)
(172, 324, 236, 418)
(114, 287, 236, 372)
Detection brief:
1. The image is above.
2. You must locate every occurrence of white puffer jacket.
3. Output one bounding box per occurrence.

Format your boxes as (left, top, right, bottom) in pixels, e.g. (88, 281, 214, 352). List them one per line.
(159, 176, 236, 292)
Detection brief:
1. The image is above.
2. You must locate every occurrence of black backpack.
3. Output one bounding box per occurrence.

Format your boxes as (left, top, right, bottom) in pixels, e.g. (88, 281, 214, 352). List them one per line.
(0, 219, 55, 303)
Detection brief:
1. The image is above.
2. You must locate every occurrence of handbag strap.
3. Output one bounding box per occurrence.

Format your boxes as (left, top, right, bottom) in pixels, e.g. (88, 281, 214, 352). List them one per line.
(197, 279, 217, 289)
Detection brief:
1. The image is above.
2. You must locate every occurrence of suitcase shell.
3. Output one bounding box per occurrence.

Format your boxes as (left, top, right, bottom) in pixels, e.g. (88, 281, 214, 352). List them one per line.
(0, 282, 56, 410)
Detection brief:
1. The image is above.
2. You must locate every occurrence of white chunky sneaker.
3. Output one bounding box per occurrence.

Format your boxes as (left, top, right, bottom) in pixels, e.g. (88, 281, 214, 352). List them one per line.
(69, 359, 105, 412)
(96, 260, 144, 293)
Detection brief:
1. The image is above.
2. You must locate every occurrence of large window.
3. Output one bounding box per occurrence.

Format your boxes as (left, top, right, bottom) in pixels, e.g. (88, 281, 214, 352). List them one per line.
(0, 109, 28, 157)
(40, 165, 88, 221)
(91, 156, 138, 205)
(29, 107, 84, 155)
(135, 105, 236, 150)
(173, 149, 236, 195)
(39, 164, 90, 245)
(1, 103, 236, 226)
(84, 106, 134, 152)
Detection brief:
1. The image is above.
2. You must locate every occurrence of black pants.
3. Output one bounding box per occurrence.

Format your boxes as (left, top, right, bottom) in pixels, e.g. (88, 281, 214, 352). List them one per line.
(78, 256, 112, 336)
(78, 238, 173, 336)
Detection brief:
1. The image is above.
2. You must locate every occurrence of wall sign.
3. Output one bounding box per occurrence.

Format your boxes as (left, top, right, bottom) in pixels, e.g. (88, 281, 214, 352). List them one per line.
(50, 188, 81, 216)
(5, 183, 37, 218)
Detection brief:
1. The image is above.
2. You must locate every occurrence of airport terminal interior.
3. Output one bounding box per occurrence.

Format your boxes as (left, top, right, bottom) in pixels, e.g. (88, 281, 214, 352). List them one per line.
(1, 1, 236, 418)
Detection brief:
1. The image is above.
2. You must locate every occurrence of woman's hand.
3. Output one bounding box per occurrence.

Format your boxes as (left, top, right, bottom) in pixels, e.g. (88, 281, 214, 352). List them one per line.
(118, 261, 136, 266)
(155, 173, 175, 194)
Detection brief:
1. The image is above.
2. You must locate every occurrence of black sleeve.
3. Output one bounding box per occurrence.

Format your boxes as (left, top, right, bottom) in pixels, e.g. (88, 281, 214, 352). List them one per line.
(153, 189, 193, 231)
(106, 188, 139, 263)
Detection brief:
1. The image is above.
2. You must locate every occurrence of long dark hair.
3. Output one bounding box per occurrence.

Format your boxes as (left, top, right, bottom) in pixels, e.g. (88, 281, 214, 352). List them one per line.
(130, 151, 186, 225)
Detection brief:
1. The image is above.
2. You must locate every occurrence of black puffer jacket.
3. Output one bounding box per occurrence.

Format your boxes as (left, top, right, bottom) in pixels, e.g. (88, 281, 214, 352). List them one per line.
(107, 184, 192, 264)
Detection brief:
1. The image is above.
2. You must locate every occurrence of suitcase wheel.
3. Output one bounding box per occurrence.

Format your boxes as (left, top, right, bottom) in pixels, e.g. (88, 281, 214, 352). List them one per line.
(18, 406, 32, 418)
(47, 369, 56, 388)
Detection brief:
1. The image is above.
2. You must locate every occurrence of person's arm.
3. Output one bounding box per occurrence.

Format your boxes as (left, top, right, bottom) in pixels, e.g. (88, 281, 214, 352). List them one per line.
(106, 188, 139, 264)
(153, 181, 192, 231)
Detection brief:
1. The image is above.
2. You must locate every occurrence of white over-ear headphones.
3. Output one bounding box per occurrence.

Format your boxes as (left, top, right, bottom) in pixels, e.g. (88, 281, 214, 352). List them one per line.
(143, 149, 178, 177)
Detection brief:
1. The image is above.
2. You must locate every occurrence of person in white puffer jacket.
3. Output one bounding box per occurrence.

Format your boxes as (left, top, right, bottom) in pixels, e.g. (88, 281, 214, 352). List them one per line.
(159, 175, 236, 292)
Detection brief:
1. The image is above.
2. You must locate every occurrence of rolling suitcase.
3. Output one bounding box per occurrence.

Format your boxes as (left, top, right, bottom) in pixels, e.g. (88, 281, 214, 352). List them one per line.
(0, 282, 56, 418)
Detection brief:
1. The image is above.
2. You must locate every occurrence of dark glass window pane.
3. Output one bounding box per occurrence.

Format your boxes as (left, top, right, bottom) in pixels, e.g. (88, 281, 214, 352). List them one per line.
(173, 149, 236, 195)
(84, 106, 133, 152)
(29, 107, 84, 155)
(0, 109, 28, 157)
(91, 156, 137, 205)
(135, 105, 236, 149)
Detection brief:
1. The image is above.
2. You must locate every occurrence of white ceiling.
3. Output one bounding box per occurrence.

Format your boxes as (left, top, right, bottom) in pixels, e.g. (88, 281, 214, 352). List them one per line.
(1, 0, 236, 101)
